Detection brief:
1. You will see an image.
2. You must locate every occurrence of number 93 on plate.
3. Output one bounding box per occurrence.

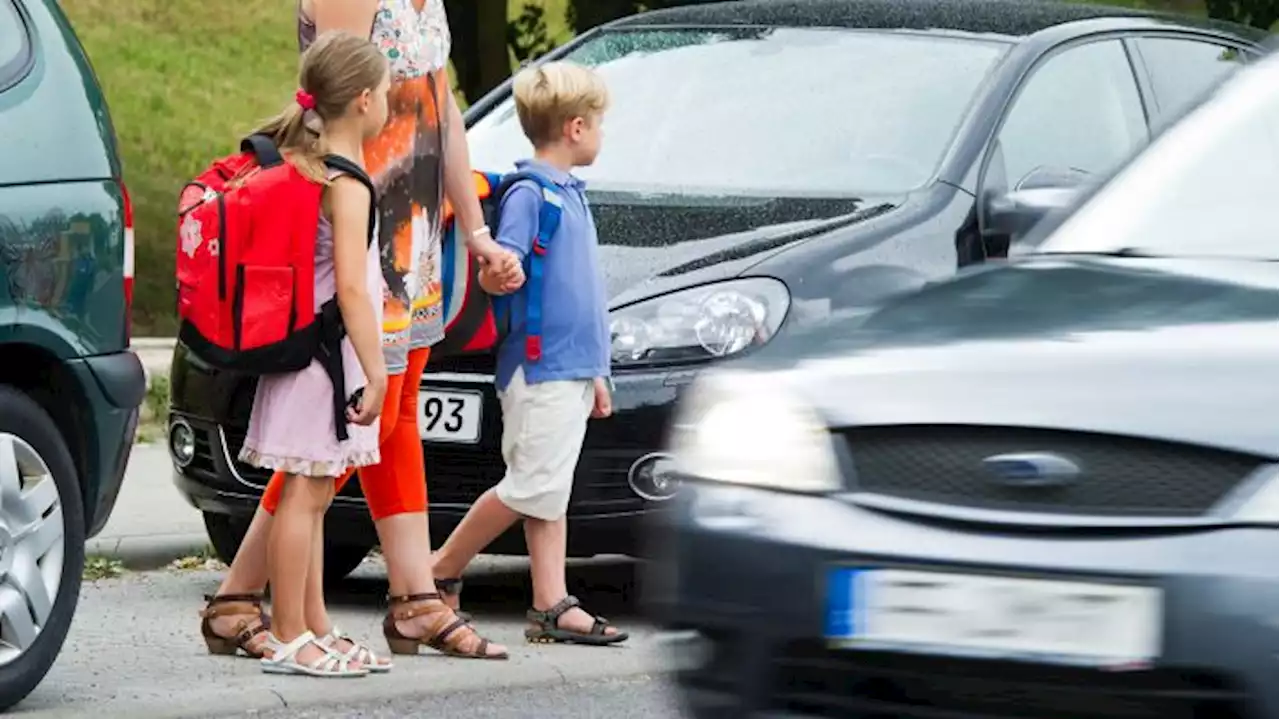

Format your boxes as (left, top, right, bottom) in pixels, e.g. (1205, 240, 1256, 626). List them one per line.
(418, 388, 483, 444)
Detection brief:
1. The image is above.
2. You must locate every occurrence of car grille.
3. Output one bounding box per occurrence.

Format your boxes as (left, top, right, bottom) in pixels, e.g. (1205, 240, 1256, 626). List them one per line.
(426, 445, 644, 515)
(186, 424, 218, 477)
(199, 424, 644, 513)
(841, 426, 1261, 517)
(763, 641, 1247, 719)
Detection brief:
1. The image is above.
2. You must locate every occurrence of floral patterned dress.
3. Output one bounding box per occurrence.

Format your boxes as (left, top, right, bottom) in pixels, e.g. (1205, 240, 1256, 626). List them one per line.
(300, 0, 452, 375)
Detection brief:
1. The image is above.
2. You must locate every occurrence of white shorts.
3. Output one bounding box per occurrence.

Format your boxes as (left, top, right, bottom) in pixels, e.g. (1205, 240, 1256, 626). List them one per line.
(494, 367, 594, 521)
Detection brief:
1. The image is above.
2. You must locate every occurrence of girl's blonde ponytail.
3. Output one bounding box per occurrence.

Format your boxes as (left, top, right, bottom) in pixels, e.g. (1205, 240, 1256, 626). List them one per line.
(249, 31, 388, 182)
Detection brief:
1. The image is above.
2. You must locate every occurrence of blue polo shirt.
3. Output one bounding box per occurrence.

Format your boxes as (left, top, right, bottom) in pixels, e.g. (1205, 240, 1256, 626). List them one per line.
(493, 159, 610, 392)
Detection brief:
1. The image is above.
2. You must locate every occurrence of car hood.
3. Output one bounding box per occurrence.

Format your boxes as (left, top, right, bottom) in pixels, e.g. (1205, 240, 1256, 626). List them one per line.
(589, 188, 902, 307)
(756, 256, 1280, 458)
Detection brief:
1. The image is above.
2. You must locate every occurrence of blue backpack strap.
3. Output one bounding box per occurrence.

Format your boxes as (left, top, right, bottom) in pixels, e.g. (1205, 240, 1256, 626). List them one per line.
(494, 170, 563, 362)
(523, 178, 564, 362)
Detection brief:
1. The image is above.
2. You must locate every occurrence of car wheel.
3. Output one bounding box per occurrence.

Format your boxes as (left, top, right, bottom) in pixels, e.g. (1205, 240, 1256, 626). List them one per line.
(321, 540, 372, 586)
(202, 512, 371, 585)
(0, 387, 85, 711)
(202, 511, 249, 567)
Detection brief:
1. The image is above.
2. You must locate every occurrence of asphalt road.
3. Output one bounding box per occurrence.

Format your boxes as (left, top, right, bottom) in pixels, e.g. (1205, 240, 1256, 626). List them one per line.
(202, 676, 685, 718)
(13, 558, 676, 718)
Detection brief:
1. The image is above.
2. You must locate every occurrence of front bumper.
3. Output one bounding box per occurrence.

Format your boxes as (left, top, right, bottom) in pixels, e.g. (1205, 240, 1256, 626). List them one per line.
(169, 366, 691, 556)
(649, 483, 1279, 719)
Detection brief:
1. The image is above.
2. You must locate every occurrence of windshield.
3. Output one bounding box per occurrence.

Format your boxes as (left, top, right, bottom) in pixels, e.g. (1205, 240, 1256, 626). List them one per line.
(1038, 55, 1279, 261)
(468, 28, 1006, 196)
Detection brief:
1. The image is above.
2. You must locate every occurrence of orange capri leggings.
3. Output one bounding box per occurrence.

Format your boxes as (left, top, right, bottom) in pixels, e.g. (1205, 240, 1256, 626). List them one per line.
(260, 347, 430, 520)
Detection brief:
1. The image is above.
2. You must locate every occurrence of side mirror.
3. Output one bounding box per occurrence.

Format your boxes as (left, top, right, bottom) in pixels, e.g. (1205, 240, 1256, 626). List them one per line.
(983, 187, 1079, 239)
(982, 166, 1089, 243)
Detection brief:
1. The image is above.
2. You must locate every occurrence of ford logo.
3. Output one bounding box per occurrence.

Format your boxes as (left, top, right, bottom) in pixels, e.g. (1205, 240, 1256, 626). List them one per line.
(982, 452, 1080, 488)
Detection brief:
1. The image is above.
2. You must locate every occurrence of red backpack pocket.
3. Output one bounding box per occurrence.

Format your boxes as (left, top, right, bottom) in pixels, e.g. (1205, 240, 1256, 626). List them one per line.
(234, 264, 296, 350)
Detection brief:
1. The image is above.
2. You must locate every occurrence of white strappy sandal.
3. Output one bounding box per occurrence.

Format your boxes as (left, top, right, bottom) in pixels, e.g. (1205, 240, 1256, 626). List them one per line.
(260, 631, 368, 678)
(319, 626, 392, 673)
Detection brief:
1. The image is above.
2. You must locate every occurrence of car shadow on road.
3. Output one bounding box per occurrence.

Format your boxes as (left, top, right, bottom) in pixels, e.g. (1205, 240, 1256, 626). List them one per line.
(326, 556, 645, 622)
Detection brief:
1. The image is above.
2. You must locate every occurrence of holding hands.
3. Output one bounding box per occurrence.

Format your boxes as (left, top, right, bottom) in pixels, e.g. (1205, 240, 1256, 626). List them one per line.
(473, 234, 525, 295)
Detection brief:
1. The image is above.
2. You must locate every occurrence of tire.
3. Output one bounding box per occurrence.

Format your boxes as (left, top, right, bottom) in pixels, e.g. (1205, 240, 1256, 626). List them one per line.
(0, 386, 86, 712)
(202, 511, 249, 566)
(202, 512, 371, 585)
(320, 540, 372, 586)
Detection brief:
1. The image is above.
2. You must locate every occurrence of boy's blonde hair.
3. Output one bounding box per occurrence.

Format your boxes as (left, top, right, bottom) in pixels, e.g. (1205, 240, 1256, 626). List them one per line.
(512, 61, 609, 146)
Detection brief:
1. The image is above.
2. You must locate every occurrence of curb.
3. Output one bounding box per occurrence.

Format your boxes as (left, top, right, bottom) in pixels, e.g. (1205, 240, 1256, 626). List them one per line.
(84, 532, 209, 571)
(130, 337, 177, 350)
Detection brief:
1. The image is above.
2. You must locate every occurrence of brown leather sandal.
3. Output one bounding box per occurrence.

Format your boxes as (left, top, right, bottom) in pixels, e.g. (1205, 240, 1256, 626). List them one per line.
(199, 593, 272, 657)
(382, 592, 507, 660)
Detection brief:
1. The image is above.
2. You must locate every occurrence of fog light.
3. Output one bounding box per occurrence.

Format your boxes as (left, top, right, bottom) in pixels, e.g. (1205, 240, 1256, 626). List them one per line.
(628, 453, 681, 501)
(169, 418, 196, 468)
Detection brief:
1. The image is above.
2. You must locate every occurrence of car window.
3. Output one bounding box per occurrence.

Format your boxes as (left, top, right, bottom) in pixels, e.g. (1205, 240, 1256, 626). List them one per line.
(469, 28, 1007, 196)
(0, 0, 30, 89)
(1038, 55, 1279, 261)
(1136, 37, 1247, 128)
(985, 39, 1147, 194)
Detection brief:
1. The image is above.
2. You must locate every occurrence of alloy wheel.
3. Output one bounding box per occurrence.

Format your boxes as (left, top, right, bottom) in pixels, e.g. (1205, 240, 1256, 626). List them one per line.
(0, 434, 65, 666)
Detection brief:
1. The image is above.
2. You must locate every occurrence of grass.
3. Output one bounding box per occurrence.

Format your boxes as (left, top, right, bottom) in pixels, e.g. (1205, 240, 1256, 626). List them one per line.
(62, 0, 301, 336)
(169, 545, 225, 571)
(134, 372, 170, 443)
(61, 0, 574, 336)
(83, 556, 126, 581)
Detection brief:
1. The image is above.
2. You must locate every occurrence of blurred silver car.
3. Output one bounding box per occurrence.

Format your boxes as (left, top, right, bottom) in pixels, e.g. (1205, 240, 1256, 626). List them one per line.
(651, 54, 1279, 719)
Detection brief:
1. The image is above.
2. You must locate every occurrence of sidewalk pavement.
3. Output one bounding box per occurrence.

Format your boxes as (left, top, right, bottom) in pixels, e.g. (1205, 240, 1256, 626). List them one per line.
(86, 444, 209, 569)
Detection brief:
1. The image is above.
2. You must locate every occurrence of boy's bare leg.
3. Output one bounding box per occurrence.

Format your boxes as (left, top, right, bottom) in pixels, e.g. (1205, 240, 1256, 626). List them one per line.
(525, 515, 621, 635)
(432, 488, 521, 605)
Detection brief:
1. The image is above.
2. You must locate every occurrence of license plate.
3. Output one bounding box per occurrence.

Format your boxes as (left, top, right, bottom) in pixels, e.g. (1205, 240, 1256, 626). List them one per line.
(824, 567, 1161, 667)
(418, 388, 483, 444)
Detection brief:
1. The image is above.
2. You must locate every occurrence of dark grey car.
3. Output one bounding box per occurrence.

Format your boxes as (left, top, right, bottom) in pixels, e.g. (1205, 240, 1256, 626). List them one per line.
(650, 54, 1279, 719)
(169, 0, 1270, 574)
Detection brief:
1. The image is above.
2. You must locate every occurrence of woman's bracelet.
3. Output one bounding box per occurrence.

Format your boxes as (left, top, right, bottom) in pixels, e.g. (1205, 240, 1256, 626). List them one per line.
(471, 226, 492, 240)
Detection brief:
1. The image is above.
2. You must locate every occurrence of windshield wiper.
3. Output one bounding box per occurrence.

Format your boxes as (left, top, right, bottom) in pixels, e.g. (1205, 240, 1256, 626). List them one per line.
(1035, 247, 1161, 259)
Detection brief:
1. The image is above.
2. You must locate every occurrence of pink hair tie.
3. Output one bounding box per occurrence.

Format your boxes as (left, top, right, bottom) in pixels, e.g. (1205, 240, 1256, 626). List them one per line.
(295, 89, 316, 110)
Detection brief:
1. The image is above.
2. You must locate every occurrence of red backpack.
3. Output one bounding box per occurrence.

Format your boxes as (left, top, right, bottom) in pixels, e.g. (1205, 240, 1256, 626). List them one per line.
(176, 134, 376, 438)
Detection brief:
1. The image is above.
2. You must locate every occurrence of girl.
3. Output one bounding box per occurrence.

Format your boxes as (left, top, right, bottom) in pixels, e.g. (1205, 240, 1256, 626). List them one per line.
(231, 30, 391, 678)
(199, 0, 514, 663)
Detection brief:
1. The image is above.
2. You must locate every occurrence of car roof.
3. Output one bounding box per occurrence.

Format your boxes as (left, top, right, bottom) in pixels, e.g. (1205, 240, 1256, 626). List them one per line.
(610, 0, 1266, 43)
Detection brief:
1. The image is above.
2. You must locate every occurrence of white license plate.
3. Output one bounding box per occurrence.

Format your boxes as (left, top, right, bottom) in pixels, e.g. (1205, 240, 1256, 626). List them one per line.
(418, 388, 483, 444)
(824, 567, 1162, 667)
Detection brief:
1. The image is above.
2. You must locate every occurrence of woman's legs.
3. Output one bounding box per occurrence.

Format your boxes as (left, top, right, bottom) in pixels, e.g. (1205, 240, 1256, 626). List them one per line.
(362, 348, 505, 657)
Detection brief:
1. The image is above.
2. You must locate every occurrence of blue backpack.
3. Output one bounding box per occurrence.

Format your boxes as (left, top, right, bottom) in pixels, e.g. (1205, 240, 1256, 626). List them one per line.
(437, 169, 564, 361)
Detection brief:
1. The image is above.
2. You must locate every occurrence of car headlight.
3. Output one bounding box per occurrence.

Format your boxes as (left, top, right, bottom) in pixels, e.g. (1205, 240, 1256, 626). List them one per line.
(669, 370, 840, 493)
(610, 278, 790, 367)
(1230, 464, 1278, 524)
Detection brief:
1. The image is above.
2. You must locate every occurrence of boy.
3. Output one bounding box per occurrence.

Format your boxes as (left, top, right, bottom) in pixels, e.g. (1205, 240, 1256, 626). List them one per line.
(431, 61, 626, 645)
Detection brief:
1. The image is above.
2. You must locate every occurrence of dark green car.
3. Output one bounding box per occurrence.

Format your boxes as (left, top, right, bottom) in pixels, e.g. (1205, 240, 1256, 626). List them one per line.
(0, 0, 144, 708)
